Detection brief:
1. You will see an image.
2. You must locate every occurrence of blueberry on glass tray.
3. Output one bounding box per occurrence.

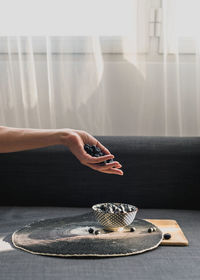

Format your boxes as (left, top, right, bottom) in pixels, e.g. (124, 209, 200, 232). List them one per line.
(88, 228, 94, 234)
(148, 227, 154, 233)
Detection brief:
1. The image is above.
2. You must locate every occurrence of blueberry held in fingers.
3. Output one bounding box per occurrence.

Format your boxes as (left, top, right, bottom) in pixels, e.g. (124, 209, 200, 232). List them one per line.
(84, 144, 93, 155)
(106, 158, 113, 163)
(94, 153, 100, 157)
(84, 144, 104, 162)
(95, 147, 101, 153)
(84, 144, 90, 152)
(99, 161, 106, 166)
(84, 143, 120, 170)
(91, 145, 97, 153)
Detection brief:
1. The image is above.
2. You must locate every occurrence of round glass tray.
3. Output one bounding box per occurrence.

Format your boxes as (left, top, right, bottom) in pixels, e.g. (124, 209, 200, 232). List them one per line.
(12, 212, 163, 257)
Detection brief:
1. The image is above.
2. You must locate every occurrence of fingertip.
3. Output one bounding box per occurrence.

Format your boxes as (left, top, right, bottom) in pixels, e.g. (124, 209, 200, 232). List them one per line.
(109, 154, 115, 159)
(110, 168, 124, 175)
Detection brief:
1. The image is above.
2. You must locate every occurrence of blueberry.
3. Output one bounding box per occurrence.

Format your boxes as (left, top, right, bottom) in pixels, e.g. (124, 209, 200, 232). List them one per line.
(91, 145, 97, 152)
(130, 227, 136, 232)
(84, 144, 99, 156)
(100, 205, 106, 211)
(148, 227, 154, 233)
(164, 233, 171, 240)
(84, 144, 90, 149)
(95, 230, 100, 235)
(94, 153, 100, 157)
(95, 147, 101, 153)
(99, 161, 106, 166)
(128, 206, 133, 212)
(124, 204, 130, 212)
(106, 159, 113, 164)
(84, 144, 92, 154)
(88, 228, 94, 234)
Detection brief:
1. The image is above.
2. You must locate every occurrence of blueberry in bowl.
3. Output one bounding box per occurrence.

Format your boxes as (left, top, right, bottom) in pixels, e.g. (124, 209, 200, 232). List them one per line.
(92, 202, 138, 232)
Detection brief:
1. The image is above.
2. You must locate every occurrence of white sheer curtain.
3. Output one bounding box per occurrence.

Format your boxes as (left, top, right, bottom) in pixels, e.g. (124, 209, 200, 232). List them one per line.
(159, 0, 200, 136)
(0, 0, 200, 136)
(0, 36, 110, 134)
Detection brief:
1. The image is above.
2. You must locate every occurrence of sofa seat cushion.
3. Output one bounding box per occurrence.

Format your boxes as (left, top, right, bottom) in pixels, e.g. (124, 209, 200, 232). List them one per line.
(0, 207, 199, 280)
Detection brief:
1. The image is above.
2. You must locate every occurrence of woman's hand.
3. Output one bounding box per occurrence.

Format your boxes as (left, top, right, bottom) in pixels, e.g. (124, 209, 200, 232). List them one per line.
(60, 129, 123, 175)
(0, 126, 123, 175)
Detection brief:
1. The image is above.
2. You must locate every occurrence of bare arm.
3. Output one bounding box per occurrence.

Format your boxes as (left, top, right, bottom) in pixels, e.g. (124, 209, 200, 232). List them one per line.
(0, 126, 123, 175)
(0, 126, 63, 153)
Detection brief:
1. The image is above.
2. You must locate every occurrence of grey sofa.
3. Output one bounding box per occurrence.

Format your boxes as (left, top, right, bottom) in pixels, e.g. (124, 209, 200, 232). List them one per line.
(0, 136, 200, 280)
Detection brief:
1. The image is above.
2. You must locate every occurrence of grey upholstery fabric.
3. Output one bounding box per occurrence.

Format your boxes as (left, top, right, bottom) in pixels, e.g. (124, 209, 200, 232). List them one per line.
(0, 136, 200, 209)
(0, 207, 200, 280)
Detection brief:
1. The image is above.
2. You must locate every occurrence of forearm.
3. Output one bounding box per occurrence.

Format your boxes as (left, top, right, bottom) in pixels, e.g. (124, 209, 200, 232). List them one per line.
(0, 126, 71, 153)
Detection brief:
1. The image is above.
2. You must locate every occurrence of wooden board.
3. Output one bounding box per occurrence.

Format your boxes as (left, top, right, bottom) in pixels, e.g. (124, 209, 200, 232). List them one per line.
(146, 219, 189, 246)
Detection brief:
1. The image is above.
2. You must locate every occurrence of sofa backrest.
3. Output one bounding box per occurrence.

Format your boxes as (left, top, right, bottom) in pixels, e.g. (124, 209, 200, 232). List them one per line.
(0, 136, 199, 209)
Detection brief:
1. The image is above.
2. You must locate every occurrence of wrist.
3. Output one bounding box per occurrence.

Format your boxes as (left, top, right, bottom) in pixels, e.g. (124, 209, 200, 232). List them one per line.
(57, 129, 75, 146)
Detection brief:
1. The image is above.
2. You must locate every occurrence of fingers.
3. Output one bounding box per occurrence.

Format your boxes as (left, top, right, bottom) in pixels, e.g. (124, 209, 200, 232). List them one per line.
(84, 154, 115, 164)
(103, 161, 122, 169)
(96, 141, 110, 155)
(86, 161, 123, 175)
(103, 168, 124, 176)
(96, 161, 122, 170)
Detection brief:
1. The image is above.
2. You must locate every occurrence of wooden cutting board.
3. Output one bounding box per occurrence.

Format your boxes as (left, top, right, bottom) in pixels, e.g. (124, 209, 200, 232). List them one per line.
(146, 219, 189, 246)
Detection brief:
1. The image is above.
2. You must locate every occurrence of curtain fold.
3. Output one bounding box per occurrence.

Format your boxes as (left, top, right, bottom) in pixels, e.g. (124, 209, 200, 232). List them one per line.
(160, 0, 200, 136)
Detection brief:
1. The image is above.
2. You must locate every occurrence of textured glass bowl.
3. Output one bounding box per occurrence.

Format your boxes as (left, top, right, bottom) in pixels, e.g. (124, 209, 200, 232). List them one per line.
(92, 203, 138, 232)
